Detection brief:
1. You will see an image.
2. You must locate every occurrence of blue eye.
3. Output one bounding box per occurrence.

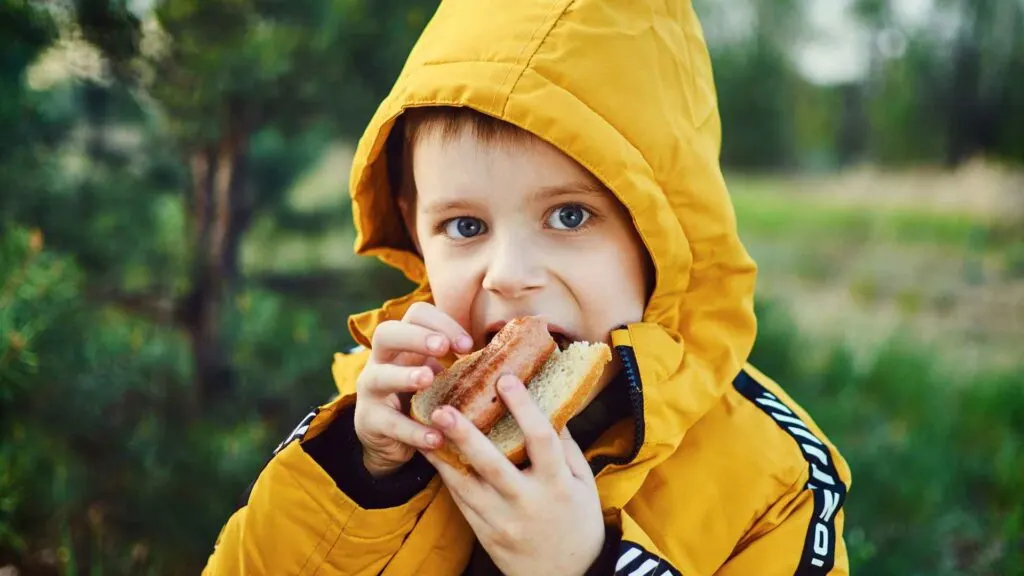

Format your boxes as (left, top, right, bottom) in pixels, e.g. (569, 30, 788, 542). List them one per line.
(548, 205, 591, 230)
(444, 217, 486, 239)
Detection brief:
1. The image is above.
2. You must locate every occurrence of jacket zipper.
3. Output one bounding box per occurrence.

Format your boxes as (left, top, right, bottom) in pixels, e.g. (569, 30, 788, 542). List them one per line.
(590, 343, 646, 476)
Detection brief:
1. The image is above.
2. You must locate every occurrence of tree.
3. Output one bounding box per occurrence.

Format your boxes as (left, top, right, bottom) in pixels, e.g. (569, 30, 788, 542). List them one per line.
(853, 0, 1024, 166)
(695, 0, 806, 170)
(0, 0, 64, 192)
(1, 0, 428, 571)
(61, 0, 434, 411)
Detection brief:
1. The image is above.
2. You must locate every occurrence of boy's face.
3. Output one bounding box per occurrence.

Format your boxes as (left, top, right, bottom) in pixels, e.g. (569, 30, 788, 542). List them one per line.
(402, 124, 650, 392)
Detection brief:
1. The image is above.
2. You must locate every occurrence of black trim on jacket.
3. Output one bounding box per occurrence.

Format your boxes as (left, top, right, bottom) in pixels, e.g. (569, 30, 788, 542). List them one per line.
(302, 403, 437, 509)
(733, 370, 848, 575)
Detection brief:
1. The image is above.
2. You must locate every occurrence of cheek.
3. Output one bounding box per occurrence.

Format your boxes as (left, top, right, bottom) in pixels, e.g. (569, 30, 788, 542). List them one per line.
(421, 245, 478, 329)
(565, 234, 648, 324)
(572, 237, 647, 297)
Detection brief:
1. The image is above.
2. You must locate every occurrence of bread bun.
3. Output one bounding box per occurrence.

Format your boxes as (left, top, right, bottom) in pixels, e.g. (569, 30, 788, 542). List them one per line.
(410, 339, 612, 473)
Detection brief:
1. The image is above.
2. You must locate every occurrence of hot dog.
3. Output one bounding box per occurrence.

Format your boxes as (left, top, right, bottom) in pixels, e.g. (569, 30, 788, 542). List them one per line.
(439, 316, 556, 434)
(410, 315, 612, 472)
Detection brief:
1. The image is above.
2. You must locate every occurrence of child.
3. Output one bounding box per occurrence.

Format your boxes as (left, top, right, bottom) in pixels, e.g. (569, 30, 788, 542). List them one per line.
(204, 1, 852, 574)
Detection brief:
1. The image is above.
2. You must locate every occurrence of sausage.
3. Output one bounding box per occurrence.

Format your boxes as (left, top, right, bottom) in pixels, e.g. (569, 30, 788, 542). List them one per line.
(441, 316, 556, 434)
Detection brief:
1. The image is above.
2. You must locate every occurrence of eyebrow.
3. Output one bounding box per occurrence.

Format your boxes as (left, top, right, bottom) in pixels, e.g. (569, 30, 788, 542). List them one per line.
(420, 180, 607, 216)
(421, 198, 484, 216)
(531, 180, 607, 201)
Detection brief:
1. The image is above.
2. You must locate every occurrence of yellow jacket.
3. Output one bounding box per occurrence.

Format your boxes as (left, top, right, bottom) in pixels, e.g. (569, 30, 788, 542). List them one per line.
(204, 1, 852, 574)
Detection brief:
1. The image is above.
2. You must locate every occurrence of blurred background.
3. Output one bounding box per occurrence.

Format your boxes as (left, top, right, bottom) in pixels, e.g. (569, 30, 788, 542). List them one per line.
(1, 0, 1021, 574)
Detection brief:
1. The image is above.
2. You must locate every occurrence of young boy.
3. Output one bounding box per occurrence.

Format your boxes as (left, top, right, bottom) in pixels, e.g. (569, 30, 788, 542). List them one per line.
(204, 1, 851, 574)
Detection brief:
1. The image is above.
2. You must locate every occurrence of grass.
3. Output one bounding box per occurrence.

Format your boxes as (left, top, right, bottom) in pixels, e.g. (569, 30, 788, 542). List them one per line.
(724, 166, 1024, 373)
(731, 188, 992, 249)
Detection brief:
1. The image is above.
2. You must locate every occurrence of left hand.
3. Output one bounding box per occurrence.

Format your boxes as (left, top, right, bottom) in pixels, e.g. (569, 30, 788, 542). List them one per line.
(421, 374, 606, 576)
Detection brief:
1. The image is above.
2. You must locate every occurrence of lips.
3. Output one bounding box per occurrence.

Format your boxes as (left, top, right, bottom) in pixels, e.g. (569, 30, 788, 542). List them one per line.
(484, 319, 576, 351)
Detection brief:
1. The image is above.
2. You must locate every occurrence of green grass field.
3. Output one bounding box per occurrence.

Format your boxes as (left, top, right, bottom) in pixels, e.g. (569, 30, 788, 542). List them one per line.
(732, 186, 991, 248)
(726, 167, 1024, 374)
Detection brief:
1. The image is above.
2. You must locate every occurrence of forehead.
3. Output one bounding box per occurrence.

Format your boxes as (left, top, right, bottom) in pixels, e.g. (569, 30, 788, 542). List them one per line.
(410, 123, 607, 204)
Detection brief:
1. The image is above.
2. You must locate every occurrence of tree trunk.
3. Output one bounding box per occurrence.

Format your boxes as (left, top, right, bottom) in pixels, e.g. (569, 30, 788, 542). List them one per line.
(946, 38, 981, 167)
(836, 83, 867, 167)
(82, 81, 107, 159)
(944, 1, 997, 168)
(183, 109, 251, 414)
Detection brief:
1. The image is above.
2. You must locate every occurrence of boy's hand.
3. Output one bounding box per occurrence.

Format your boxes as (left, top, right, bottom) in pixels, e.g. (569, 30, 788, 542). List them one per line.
(354, 302, 473, 478)
(421, 374, 606, 576)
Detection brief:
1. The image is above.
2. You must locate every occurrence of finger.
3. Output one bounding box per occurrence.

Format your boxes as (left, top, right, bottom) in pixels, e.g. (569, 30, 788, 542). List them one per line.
(420, 449, 497, 529)
(371, 320, 452, 363)
(391, 350, 452, 370)
(359, 364, 434, 398)
(402, 302, 474, 354)
(424, 357, 445, 375)
(431, 406, 521, 496)
(559, 427, 595, 482)
(362, 406, 444, 451)
(446, 478, 497, 534)
(497, 374, 564, 478)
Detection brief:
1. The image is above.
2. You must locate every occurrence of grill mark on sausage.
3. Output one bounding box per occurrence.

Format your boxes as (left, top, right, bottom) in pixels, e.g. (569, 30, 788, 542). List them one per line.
(441, 316, 556, 434)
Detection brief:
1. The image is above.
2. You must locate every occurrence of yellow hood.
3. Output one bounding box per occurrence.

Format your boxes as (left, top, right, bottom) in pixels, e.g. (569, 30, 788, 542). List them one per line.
(200, 8, 843, 574)
(345, 0, 758, 501)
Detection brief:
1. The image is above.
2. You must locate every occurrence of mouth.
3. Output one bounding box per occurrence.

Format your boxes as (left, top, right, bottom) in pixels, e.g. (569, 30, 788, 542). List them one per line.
(549, 331, 573, 351)
(544, 327, 577, 350)
(484, 319, 576, 351)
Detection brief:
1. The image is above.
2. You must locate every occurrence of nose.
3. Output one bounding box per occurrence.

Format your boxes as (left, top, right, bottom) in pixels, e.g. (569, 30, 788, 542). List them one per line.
(481, 234, 545, 299)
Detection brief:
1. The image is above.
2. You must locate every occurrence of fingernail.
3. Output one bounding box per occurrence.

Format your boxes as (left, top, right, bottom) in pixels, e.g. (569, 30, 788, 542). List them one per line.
(424, 431, 442, 448)
(412, 367, 432, 386)
(432, 408, 454, 429)
(456, 335, 473, 352)
(498, 374, 518, 392)
(426, 335, 445, 352)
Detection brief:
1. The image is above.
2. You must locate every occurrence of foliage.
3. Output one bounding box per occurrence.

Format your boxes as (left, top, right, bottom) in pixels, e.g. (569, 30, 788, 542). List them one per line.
(0, 224, 360, 573)
(700, 0, 1024, 169)
(146, 0, 434, 144)
(713, 40, 797, 170)
(0, 0, 421, 572)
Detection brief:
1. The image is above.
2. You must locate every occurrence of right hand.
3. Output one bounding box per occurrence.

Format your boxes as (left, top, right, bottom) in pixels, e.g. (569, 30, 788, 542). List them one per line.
(354, 302, 474, 477)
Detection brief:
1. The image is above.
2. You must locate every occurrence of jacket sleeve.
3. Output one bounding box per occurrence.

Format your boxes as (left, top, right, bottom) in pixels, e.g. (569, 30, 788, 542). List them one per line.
(713, 484, 850, 576)
(593, 509, 696, 576)
(601, 496, 849, 576)
(202, 394, 441, 575)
